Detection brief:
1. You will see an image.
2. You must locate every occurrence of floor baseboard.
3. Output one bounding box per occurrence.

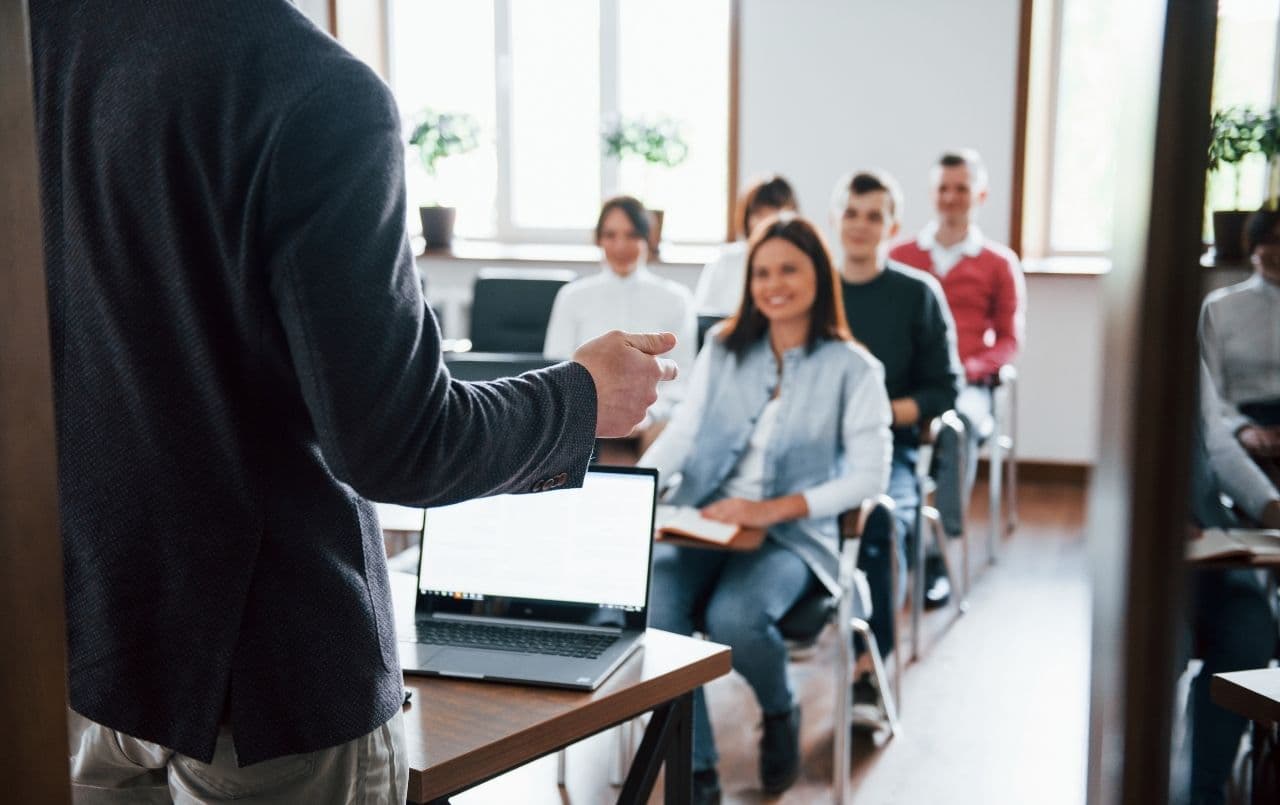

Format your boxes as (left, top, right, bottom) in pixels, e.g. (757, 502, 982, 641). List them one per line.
(976, 459, 1090, 486)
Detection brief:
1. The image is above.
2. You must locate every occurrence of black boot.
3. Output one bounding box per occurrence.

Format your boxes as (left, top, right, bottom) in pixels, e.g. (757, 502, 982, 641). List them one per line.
(692, 768, 721, 805)
(759, 704, 801, 794)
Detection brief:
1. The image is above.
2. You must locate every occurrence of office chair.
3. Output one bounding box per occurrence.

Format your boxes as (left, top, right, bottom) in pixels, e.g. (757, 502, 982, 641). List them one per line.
(442, 267, 575, 381)
(911, 411, 970, 662)
(467, 267, 576, 353)
(559, 497, 901, 805)
(444, 352, 557, 381)
(982, 365, 1020, 564)
(696, 315, 725, 351)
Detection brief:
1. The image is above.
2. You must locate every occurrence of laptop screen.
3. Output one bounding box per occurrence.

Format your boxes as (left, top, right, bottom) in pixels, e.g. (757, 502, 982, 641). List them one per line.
(416, 467, 657, 619)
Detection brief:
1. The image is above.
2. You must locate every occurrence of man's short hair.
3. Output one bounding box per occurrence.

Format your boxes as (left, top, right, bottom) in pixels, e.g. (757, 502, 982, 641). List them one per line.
(831, 170, 904, 223)
(1245, 205, 1280, 255)
(933, 148, 989, 192)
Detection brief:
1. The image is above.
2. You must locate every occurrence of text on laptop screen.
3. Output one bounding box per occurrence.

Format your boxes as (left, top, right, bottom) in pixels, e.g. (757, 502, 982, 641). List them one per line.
(418, 471, 655, 610)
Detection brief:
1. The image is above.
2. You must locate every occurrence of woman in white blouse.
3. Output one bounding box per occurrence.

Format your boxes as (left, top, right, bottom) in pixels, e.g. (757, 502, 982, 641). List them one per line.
(543, 196, 695, 444)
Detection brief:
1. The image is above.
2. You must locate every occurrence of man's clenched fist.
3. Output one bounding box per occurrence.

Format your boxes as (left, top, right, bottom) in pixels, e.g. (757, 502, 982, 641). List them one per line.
(573, 331, 679, 437)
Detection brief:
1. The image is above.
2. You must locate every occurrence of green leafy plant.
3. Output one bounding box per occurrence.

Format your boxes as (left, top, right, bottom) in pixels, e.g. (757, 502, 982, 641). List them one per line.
(1260, 107, 1280, 211)
(602, 117, 689, 168)
(1208, 105, 1270, 209)
(408, 108, 480, 183)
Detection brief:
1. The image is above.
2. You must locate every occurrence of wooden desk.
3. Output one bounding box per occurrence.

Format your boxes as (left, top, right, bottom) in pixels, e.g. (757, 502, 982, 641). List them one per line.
(390, 573, 731, 803)
(1211, 669, 1280, 804)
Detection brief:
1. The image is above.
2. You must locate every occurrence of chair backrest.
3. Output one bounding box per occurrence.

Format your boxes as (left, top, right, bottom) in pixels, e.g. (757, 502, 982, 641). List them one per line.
(696, 315, 725, 351)
(777, 497, 892, 642)
(444, 352, 557, 382)
(469, 268, 577, 353)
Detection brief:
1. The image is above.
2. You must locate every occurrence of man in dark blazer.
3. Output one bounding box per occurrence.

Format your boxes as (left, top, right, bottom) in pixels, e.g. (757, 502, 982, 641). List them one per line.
(30, 2, 676, 800)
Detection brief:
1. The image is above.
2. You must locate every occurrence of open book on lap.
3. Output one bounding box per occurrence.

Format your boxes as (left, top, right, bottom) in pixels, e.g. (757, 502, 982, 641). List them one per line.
(655, 504, 766, 551)
(1187, 528, 1280, 564)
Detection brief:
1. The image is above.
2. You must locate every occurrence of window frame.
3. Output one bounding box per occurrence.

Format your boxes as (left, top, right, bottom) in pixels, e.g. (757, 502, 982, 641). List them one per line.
(1019, 0, 1280, 261)
(384, 0, 739, 246)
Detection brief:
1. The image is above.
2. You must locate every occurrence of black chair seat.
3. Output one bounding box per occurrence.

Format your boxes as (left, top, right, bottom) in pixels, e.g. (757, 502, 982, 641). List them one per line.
(777, 588, 838, 644)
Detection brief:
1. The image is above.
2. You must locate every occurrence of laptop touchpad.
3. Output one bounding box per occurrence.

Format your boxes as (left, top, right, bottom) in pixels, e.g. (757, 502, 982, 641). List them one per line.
(399, 642, 445, 672)
(431, 648, 569, 679)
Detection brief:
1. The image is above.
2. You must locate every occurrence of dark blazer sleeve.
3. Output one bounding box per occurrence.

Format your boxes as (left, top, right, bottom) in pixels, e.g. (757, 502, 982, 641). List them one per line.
(259, 61, 596, 505)
(909, 276, 963, 422)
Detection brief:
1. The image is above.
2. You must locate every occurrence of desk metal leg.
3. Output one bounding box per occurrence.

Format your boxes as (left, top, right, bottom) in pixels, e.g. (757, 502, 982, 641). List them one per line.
(617, 693, 693, 804)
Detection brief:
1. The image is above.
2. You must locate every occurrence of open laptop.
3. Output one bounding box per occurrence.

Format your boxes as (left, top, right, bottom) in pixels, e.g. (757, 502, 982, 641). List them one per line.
(398, 465, 658, 690)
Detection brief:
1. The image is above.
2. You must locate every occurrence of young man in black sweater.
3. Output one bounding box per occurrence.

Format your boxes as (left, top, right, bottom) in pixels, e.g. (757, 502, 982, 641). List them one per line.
(834, 171, 962, 692)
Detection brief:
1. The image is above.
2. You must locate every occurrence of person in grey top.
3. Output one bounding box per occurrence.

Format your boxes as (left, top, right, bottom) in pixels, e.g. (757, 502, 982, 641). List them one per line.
(1183, 363, 1279, 805)
(31, 2, 676, 801)
(1200, 207, 1280, 485)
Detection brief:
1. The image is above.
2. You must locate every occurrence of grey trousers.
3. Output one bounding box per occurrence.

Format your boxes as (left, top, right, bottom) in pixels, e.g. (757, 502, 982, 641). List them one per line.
(67, 708, 409, 804)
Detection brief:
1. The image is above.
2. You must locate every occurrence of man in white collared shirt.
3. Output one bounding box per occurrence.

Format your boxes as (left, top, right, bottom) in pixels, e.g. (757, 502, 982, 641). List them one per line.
(544, 196, 697, 440)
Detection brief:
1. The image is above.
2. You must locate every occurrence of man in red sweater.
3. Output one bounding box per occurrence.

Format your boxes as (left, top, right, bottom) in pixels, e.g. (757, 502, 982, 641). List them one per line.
(890, 149, 1025, 606)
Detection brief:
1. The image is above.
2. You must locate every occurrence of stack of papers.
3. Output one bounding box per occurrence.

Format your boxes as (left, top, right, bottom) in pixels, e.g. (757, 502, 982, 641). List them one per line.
(1186, 528, 1280, 563)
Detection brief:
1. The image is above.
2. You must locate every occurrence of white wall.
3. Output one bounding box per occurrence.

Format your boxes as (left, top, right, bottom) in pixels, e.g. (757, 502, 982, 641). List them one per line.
(739, 0, 1103, 464)
(738, 0, 1021, 243)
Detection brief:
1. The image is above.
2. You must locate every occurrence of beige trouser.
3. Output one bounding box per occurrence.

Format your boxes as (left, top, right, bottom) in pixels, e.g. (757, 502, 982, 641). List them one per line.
(67, 708, 408, 804)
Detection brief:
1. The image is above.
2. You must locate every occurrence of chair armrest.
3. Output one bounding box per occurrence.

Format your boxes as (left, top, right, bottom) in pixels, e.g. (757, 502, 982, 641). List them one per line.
(840, 494, 896, 542)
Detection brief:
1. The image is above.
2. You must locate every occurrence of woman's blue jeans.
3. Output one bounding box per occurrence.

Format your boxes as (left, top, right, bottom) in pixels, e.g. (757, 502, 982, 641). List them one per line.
(649, 538, 815, 771)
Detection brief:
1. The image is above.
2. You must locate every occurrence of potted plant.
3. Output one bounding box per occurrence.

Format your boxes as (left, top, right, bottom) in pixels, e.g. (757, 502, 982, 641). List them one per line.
(408, 108, 480, 250)
(1207, 105, 1270, 260)
(602, 116, 689, 255)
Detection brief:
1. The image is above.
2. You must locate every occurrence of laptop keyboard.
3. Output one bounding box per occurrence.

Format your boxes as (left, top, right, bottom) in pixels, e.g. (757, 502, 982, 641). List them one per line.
(417, 621, 618, 659)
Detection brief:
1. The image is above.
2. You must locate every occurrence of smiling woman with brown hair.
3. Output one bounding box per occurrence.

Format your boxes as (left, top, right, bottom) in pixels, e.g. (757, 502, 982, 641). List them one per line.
(640, 214, 892, 803)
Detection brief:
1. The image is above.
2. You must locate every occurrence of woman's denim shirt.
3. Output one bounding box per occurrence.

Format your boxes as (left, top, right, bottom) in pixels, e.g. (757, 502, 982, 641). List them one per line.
(643, 329, 892, 594)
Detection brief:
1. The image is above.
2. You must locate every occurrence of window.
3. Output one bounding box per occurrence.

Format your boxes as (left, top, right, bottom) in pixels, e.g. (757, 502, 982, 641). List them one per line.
(1023, 0, 1280, 257)
(388, 0, 732, 244)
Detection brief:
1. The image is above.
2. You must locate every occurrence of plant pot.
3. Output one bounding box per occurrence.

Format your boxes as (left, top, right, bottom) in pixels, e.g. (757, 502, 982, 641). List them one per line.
(1213, 210, 1251, 262)
(645, 209, 664, 257)
(419, 205, 457, 250)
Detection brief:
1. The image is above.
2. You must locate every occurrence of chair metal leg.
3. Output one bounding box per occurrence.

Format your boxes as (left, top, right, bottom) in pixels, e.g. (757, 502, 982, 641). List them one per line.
(930, 509, 966, 615)
(855, 619, 898, 736)
(988, 420, 1003, 566)
(556, 747, 567, 787)
(911, 501, 925, 663)
(1007, 373, 1020, 534)
(834, 566, 854, 805)
(889, 518, 903, 710)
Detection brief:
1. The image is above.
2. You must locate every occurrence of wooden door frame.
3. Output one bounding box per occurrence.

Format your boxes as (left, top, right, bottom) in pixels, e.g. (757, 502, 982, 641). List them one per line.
(1084, 0, 1218, 802)
(0, 0, 71, 800)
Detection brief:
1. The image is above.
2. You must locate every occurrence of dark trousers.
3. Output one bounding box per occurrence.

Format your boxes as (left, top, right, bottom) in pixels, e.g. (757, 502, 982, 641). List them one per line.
(1187, 569, 1275, 805)
(857, 444, 915, 657)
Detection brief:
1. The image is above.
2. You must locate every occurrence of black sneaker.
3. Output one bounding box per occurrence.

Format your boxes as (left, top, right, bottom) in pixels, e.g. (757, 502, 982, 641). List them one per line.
(759, 704, 801, 794)
(692, 768, 721, 805)
(924, 555, 951, 610)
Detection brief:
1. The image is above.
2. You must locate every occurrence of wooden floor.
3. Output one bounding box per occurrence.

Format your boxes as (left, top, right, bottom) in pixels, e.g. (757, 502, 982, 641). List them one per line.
(452, 480, 1090, 805)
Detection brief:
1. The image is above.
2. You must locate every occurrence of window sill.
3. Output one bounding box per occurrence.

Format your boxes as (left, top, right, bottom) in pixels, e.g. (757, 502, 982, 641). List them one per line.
(412, 237, 720, 268)
(1021, 255, 1111, 276)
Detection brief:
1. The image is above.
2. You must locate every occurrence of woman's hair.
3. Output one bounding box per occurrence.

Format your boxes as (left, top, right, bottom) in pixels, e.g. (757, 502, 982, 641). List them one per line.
(736, 175, 798, 239)
(1245, 206, 1280, 255)
(594, 195, 651, 243)
(719, 214, 852, 359)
